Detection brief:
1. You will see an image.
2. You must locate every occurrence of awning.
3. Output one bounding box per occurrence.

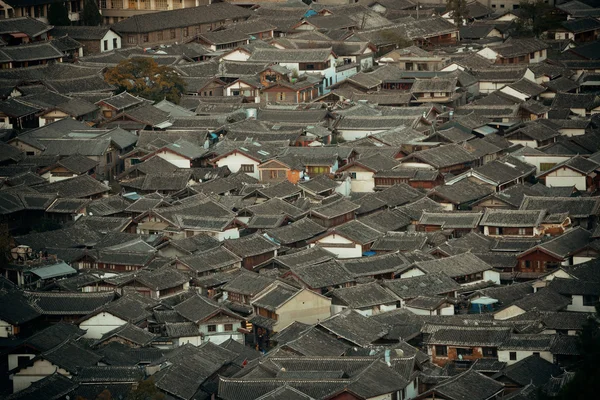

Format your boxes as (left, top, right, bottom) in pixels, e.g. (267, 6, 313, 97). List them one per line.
(29, 262, 76, 279)
(473, 125, 498, 136)
(471, 296, 498, 305)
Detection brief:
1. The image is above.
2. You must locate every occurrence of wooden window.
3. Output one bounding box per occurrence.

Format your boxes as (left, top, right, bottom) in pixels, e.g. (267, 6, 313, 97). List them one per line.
(183, 27, 189, 37)
(540, 163, 556, 171)
(509, 352, 517, 360)
(227, 292, 243, 303)
(482, 347, 497, 357)
(435, 345, 447, 357)
(456, 348, 473, 356)
(157, 31, 163, 41)
(207, 325, 216, 332)
(103, 40, 108, 51)
(170, 29, 176, 39)
(224, 324, 233, 331)
(17, 356, 31, 368)
(142, 34, 149, 43)
(240, 164, 254, 173)
(155, 0, 168, 9)
(583, 295, 599, 306)
(127, 35, 135, 44)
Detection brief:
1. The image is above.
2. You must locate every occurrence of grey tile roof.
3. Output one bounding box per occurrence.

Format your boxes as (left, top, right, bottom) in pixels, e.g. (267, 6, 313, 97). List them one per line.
(222, 271, 276, 296)
(499, 334, 556, 351)
(224, 233, 279, 258)
(112, 3, 252, 34)
(97, 323, 156, 347)
(318, 309, 389, 347)
(179, 247, 241, 274)
(480, 209, 546, 228)
(325, 219, 383, 245)
(86, 195, 131, 217)
(34, 174, 110, 198)
(402, 143, 477, 169)
(413, 252, 493, 277)
(396, 197, 445, 221)
(26, 291, 114, 316)
(548, 277, 600, 297)
(425, 369, 504, 400)
(288, 259, 355, 289)
(475, 283, 533, 307)
(426, 324, 511, 346)
(534, 227, 592, 258)
(371, 232, 428, 252)
(419, 212, 483, 229)
(339, 252, 407, 278)
(76, 366, 144, 383)
(41, 339, 102, 373)
(330, 281, 399, 308)
(266, 217, 327, 245)
(153, 342, 236, 399)
(175, 294, 239, 323)
(359, 209, 411, 232)
(252, 284, 299, 311)
(383, 272, 460, 299)
(0, 287, 41, 325)
(52, 26, 120, 40)
(491, 37, 548, 58)
(310, 197, 360, 219)
(249, 47, 333, 63)
(492, 354, 561, 388)
(101, 294, 157, 323)
(430, 180, 494, 205)
(274, 246, 335, 268)
(374, 183, 424, 207)
(5, 373, 76, 400)
(511, 288, 571, 312)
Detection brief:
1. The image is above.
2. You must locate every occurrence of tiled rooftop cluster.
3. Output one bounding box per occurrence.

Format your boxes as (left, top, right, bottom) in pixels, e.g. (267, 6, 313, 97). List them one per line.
(0, 0, 599, 399)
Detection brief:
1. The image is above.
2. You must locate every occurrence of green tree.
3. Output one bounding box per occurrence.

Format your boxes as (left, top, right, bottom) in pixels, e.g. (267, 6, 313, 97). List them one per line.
(554, 304, 600, 399)
(48, 2, 71, 26)
(513, 0, 562, 38)
(0, 223, 11, 264)
(446, 0, 469, 27)
(32, 218, 62, 233)
(127, 378, 165, 400)
(81, 0, 102, 26)
(104, 57, 186, 104)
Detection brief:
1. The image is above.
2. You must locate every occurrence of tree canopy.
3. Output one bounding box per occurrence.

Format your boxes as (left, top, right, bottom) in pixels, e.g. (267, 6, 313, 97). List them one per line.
(104, 58, 186, 104)
(446, 0, 469, 28)
(552, 304, 600, 399)
(513, 0, 562, 37)
(48, 2, 71, 26)
(127, 378, 165, 400)
(81, 0, 102, 26)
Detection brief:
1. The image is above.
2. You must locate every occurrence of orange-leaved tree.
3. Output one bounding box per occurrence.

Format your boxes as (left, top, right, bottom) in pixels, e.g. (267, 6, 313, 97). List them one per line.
(104, 57, 186, 104)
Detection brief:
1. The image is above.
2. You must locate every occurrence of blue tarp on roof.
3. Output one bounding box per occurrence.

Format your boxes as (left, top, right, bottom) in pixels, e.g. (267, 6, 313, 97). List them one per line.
(29, 262, 76, 279)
